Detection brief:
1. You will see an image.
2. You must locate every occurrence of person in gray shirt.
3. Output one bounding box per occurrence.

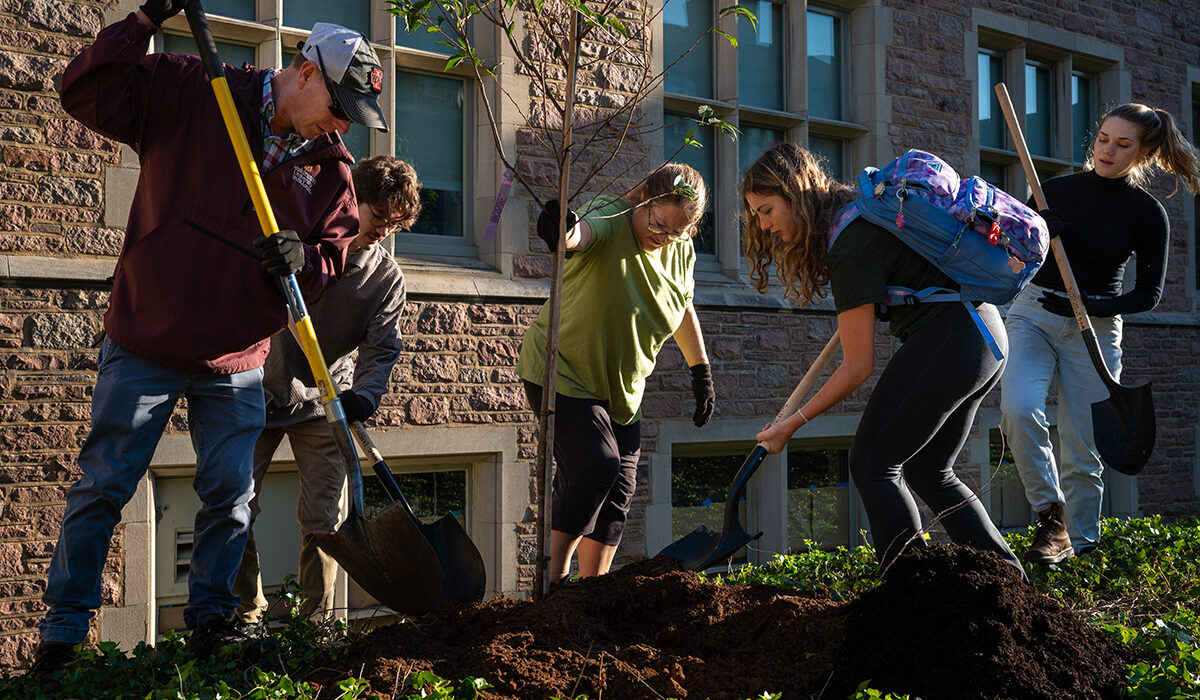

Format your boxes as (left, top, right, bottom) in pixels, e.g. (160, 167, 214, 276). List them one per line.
(234, 155, 421, 623)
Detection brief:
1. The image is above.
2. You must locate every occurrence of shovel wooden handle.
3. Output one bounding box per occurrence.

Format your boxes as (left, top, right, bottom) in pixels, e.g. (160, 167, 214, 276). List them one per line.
(758, 330, 841, 448)
(994, 83, 1120, 386)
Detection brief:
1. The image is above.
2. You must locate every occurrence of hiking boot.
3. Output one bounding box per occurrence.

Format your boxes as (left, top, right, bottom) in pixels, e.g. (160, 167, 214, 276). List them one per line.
(1025, 503, 1074, 564)
(30, 640, 76, 697)
(188, 614, 281, 663)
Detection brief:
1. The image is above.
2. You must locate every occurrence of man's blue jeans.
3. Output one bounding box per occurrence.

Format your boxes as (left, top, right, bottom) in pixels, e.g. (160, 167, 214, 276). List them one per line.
(1000, 284, 1122, 550)
(39, 338, 265, 644)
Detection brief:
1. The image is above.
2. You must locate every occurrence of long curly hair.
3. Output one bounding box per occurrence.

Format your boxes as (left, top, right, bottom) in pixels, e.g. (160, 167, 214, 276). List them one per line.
(1088, 103, 1200, 195)
(740, 143, 856, 305)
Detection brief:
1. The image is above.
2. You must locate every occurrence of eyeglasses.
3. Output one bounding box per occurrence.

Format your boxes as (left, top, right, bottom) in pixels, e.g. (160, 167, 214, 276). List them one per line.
(367, 205, 406, 234)
(646, 204, 693, 242)
(312, 45, 350, 122)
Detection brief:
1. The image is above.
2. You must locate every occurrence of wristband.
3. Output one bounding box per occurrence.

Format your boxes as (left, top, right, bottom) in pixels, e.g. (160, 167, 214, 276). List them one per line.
(797, 408, 810, 424)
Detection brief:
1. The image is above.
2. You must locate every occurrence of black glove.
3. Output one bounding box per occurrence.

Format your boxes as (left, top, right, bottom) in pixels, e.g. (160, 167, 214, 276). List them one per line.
(536, 199, 578, 253)
(1037, 208, 1071, 240)
(253, 229, 305, 277)
(338, 389, 375, 424)
(139, 0, 188, 26)
(689, 363, 715, 428)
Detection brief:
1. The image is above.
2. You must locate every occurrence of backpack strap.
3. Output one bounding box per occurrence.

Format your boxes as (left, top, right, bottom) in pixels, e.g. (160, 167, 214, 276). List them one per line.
(883, 286, 1004, 362)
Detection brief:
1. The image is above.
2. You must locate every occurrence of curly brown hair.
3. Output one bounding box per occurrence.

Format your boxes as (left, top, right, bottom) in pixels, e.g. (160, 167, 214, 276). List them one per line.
(740, 143, 856, 305)
(352, 155, 423, 231)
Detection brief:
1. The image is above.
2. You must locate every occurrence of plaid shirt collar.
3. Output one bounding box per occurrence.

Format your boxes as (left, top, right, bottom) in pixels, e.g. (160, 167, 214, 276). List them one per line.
(261, 68, 313, 172)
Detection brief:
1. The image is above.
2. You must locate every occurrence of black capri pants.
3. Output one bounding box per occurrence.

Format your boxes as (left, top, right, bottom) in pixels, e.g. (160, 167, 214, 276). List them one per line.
(523, 380, 641, 545)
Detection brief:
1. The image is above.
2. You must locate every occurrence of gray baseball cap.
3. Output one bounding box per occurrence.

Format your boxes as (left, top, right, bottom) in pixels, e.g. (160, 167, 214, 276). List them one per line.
(301, 23, 388, 132)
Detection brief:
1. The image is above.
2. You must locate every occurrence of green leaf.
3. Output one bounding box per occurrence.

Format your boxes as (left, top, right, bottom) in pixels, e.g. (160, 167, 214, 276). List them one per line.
(719, 4, 758, 30)
(712, 28, 737, 48)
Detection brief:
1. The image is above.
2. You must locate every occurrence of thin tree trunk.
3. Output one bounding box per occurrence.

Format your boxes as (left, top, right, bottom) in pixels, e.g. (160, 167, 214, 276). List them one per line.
(534, 11, 581, 600)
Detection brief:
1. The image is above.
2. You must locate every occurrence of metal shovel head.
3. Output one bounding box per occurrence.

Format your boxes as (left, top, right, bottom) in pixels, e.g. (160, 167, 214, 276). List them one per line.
(1092, 381, 1155, 476)
(657, 445, 769, 570)
(311, 502, 443, 616)
(422, 513, 487, 603)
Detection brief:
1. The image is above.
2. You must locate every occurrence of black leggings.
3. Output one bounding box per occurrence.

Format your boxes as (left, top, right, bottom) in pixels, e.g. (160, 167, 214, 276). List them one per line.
(850, 303, 1025, 576)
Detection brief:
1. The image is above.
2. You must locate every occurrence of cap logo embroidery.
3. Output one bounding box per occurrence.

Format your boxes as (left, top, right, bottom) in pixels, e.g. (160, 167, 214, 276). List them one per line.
(370, 67, 383, 93)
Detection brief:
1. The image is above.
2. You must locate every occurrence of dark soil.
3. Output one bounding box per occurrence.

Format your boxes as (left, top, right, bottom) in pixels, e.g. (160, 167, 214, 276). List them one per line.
(307, 546, 1131, 699)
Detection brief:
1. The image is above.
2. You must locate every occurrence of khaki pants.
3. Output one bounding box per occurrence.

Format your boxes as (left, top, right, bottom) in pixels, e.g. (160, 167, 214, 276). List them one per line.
(233, 419, 347, 623)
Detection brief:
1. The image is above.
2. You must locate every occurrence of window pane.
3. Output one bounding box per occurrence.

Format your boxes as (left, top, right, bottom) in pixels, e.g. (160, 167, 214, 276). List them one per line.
(738, 1, 783, 111)
(1071, 74, 1093, 163)
(672, 454, 749, 565)
(663, 0, 714, 99)
(1025, 63, 1052, 157)
(162, 33, 256, 70)
(396, 71, 464, 237)
(978, 52, 1005, 149)
(988, 431, 1031, 529)
(202, 0, 255, 21)
(807, 135, 843, 181)
(363, 469, 468, 528)
(979, 162, 1006, 190)
(807, 10, 842, 121)
(664, 113, 715, 255)
(787, 448, 850, 550)
(285, 0, 372, 37)
(739, 126, 782, 175)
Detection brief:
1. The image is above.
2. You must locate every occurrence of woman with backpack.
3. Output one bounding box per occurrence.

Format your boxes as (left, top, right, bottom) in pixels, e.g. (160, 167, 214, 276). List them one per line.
(517, 163, 717, 583)
(1003, 103, 1200, 565)
(742, 142, 1024, 575)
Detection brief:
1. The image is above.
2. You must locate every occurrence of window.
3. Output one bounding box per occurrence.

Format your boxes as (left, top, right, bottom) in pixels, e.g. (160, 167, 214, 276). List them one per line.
(284, 0, 372, 37)
(806, 9, 842, 122)
(974, 30, 1117, 191)
(978, 51, 1006, 150)
(394, 72, 466, 242)
(662, 0, 714, 100)
(665, 115, 716, 254)
(1072, 73, 1094, 163)
(671, 452, 750, 566)
(661, 2, 870, 277)
(787, 445, 852, 551)
(1024, 61, 1053, 157)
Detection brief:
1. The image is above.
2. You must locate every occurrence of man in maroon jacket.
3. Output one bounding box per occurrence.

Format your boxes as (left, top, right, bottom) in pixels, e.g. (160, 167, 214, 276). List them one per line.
(32, 1, 389, 689)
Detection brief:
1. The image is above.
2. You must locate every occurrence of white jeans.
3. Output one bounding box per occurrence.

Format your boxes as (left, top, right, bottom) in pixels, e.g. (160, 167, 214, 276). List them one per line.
(1000, 284, 1122, 549)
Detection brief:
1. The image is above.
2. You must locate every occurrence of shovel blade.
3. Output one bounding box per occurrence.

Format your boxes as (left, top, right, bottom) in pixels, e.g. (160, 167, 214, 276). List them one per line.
(1093, 381, 1155, 476)
(311, 502, 443, 616)
(423, 514, 487, 603)
(699, 527, 764, 571)
(657, 526, 722, 570)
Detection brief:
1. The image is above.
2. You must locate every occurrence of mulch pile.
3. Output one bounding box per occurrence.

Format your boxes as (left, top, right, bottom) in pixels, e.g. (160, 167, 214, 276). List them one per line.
(307, 545, 1130, 699)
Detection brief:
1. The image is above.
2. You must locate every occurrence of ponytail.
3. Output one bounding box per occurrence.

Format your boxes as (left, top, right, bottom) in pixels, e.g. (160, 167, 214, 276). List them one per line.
(1095, 103, 1200, 195)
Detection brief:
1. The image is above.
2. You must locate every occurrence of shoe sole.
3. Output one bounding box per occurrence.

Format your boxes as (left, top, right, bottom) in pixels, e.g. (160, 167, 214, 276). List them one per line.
(1024, 547, 1075, 565)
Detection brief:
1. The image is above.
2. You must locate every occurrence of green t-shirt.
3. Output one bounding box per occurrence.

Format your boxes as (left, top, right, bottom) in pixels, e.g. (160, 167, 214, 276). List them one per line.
(826, 219, 956, 341)
(517, 196, 696, 424)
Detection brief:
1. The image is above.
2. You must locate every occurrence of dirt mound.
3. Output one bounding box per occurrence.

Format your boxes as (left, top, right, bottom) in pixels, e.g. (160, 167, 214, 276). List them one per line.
(308, 547, 1130, 699)
(829, 545, 1132, 700)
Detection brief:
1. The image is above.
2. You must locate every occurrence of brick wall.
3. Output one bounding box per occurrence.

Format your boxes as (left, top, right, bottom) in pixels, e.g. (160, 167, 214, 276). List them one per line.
(0, 0, 1196, 671)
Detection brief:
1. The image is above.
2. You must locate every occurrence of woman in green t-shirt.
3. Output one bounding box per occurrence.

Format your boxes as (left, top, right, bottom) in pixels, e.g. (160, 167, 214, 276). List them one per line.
(518, 164, 717, 583)
(740, 142, 1023, 576)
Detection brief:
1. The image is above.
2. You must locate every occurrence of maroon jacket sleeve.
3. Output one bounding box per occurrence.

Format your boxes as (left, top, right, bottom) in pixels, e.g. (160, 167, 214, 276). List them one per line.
(59, 13, 160, 149)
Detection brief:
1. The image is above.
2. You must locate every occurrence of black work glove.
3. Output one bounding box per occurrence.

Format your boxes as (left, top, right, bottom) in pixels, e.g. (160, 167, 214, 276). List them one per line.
(1037, 290, 1118, 318)
(338, 389, 375, 423)
(689, 363, 715, 428)
(536, 199, 578, 253)
(139, 0, 188, 26)
(1037, 208, 1071, 239)
(253, 229, 305, 277)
